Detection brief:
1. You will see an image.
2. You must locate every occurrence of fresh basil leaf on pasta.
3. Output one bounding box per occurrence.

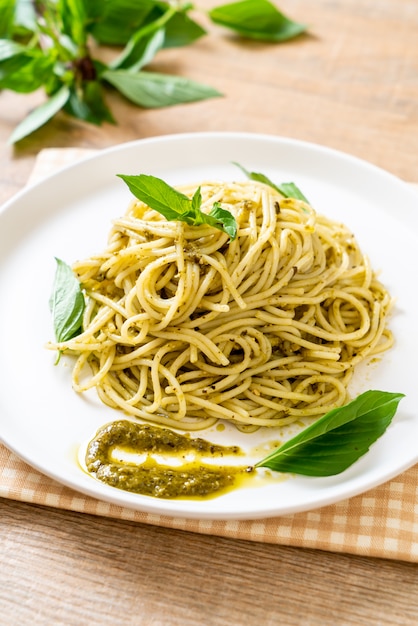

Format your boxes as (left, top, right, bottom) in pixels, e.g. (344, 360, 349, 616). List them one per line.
(256, 391, 404, 476)
(50, 258, 85, 344)
(278, 182, 309, 203)
(117, 173, 191, 219)
(209, 201, 238, 240)
(233, 161, 309, 203)
(117, 173, 237, 239)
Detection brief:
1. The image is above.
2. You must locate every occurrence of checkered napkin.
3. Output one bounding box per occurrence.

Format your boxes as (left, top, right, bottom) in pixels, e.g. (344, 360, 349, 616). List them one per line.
(1, 148, 417, 562)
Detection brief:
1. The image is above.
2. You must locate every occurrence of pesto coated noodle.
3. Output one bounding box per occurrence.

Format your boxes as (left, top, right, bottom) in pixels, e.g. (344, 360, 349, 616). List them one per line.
(48, 180, 394, 431)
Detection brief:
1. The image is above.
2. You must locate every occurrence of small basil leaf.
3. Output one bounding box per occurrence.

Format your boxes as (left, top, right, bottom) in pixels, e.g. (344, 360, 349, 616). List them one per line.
(59, 0, 88, 47)
(103, 69, 222, 108)
(110, 27, 165, 71)
(8, 85, 70, 143)
(209, 0, 306, 42)
(110, 4, 178, 70)
(277, 182, 309, 203)
(14, 0, 37, 33)
(256, 391, 405, 476)
(0, 39, 26, 62)
(87, 0, 156, 46)
(0, 52, 55, 93)
(65, 82, 116, 125)
(0, 0, 15, 38)
(117, 173, 191, 220)
(163, 12, 206, 48)
(191, 187, 203, 218)
(233, 161, 282, 192)
(0, 53, 28, 83)
(209, 201, 238, 240)
(233, 161, 309, 203)
(49, 257, 85, 344)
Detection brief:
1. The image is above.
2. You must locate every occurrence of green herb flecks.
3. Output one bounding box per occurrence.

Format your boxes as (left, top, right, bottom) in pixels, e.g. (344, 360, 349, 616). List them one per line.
(49, 258, 85, 361)
(234, 162, 309, 203)
(256, 391, 404, 476)
(117, 173, 238, 240)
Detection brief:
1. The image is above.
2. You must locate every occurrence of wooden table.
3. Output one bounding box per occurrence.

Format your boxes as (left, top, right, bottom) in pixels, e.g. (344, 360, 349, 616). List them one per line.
(0, 1, 417, 623)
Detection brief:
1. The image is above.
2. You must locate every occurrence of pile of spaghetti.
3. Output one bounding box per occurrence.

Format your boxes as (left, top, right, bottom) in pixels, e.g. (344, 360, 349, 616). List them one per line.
(49, 180, 393, 431)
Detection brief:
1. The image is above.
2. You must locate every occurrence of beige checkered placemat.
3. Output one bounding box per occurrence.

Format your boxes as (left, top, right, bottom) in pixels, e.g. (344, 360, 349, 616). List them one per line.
(1, 148, 417, 562)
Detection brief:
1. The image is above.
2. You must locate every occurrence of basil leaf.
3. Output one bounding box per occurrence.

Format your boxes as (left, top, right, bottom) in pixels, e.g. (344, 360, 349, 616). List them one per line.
(110, 26, 166, 71)
(191, 187, 203, 219)
(118, 173, 191, 220)
(49, 258, 85, 344)
(117, 173, 237, 239)
(59, 0, 88, 47)
(209, 0, 306, 42)
(256, 391, 405, 476)
(109, 4, 186, 70)
(65, 81, 116, 125)
(14, 0, 37, 33)
(0, 52, 55, 93)
(233, 161, 309, 203)
(0, 39, 26, 62)
(209, 201, 238, 240)
(277, 182, 309, 203)
(103, 69, 222, 108)
(9, 85, 70, 143)
(89, 0, 203, 49)
(0, 0, 15, 38)
(87, 0, 156, 46)
(163, 11, 206, 48)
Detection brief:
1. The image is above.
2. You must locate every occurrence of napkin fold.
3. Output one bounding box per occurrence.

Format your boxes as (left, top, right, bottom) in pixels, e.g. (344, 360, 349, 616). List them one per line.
(1, 147, 417, 563)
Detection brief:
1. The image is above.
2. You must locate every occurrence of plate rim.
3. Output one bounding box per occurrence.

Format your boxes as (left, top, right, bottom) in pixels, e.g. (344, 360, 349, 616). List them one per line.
(0, 130, 417, 520)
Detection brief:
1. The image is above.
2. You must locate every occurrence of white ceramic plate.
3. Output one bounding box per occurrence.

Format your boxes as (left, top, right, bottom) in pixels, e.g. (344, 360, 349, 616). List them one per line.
(0, 132, 417, 520)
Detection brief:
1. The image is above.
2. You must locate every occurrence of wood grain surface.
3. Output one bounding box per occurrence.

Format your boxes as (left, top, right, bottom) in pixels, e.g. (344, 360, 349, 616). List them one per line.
(0, 1, 417, 624)
(1, 498, 418, 626)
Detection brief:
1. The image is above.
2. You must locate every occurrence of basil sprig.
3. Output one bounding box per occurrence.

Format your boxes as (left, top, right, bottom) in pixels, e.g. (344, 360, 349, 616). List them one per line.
(2, 0, 305, 142)
(117, 173, 238, 240)
(49, 258, 85, 345)
(234, 162, 309, 203)
(256, 391, 404, 476)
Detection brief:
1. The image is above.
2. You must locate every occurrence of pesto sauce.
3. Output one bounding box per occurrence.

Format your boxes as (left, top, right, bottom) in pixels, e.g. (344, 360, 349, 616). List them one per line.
(85, 420, 252, 499)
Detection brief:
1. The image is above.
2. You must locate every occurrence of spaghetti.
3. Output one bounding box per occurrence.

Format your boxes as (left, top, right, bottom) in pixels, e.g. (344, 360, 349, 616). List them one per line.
(48, 180, 393, 431)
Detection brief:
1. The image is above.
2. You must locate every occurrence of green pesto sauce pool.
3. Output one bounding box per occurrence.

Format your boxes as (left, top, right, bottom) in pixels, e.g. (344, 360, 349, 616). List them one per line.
(85, 420, 253, 499)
